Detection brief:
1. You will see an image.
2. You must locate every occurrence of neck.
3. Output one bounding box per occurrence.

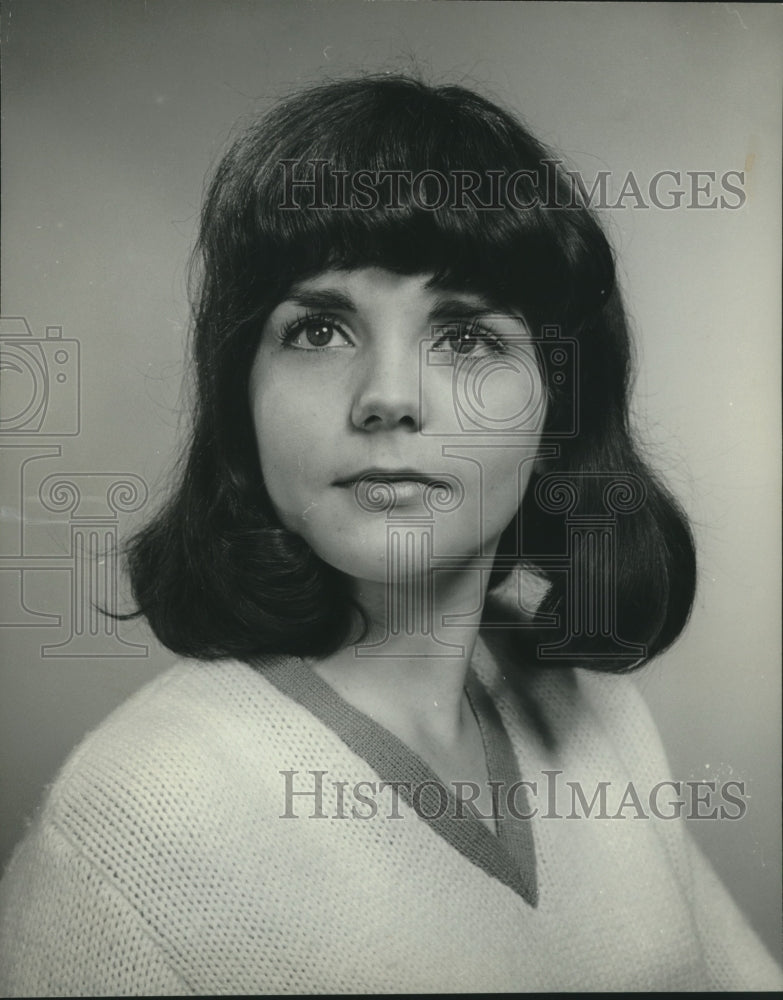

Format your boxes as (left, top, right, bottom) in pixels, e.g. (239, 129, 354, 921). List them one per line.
(311, 561, 489, 746)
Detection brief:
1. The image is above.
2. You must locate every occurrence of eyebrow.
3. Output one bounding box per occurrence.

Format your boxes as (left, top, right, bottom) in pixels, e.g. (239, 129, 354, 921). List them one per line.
(429, 296, 508, 322)
(280, 287, 522, 324)
(283, 289, 356, 312)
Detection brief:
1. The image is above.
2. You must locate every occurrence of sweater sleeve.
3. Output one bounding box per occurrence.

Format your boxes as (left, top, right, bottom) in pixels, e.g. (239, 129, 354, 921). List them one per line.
(0, 816, 192, 998)
(579, 671, 783, 991)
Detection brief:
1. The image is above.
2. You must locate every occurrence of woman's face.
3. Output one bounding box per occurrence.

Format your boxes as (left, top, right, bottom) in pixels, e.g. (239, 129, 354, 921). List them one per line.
(249, 267, 545, 584)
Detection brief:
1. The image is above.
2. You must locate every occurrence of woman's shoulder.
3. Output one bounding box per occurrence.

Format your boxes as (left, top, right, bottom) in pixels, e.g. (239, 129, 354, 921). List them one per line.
(474, 628, 669, 773)
(32, 657, 304, 839)
(0, 655, 316, 996)
(57, 656, 265, 757)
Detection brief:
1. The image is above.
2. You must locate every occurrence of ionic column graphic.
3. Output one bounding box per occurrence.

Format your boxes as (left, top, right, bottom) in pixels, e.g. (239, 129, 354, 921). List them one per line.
(534, 473, 647, 663)
(437, 443, 561, 632)
(0, 444, 63, 626)
(387, 523, 435, 638)
(354, 476, 466, 658)
(38, 473, 149, 657)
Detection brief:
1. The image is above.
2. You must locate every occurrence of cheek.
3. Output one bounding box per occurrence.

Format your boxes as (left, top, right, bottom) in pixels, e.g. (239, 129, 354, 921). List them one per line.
(446, 358, 545, 518)
(255, 393, 311, 462)
(450, 349, 545, 433)
(249, 358, 346, 532)
(480, 446, 541, 531)
(250, 370, 315, 519)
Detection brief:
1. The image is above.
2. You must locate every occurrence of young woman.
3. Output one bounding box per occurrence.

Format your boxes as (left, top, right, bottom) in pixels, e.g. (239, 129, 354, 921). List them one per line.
(1, 74, 780, 994)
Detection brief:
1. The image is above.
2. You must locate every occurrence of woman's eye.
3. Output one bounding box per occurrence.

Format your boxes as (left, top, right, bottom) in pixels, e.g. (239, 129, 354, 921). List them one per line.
(431, 322, 504, 357)
(280, 315, 353, 350)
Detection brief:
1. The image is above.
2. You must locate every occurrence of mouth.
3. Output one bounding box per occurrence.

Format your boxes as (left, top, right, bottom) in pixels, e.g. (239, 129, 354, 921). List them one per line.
(333, 469, 445, 487)
(333, 469, 453, 508)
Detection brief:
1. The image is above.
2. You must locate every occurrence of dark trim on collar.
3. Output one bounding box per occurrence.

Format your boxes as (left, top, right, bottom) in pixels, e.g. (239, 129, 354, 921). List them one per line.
(258, 655, 538, 906)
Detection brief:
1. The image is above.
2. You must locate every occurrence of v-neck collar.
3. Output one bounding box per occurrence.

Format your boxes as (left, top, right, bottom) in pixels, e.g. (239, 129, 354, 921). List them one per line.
(259, 655, 538, 907)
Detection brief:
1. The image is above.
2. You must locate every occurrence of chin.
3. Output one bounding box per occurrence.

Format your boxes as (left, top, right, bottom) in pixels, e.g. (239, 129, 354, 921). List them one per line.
(305, 534, 420, 586)
(302, 515, 501, 588)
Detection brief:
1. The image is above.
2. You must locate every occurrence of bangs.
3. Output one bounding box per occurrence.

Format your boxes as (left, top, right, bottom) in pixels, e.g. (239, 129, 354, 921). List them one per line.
(207, 77, 614, 326)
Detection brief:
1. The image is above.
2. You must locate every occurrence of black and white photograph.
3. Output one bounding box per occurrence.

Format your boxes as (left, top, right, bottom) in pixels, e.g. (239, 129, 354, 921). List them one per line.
(1, 1, 781, 993)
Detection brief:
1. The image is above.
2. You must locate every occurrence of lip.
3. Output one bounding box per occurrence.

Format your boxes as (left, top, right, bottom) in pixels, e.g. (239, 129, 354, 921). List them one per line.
(333, 469, 453, 508)
(333, 468, 444, 487)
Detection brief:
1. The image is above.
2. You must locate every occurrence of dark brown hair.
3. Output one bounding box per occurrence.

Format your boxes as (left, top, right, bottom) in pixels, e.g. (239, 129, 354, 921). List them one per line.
(123, 74, 696, 670)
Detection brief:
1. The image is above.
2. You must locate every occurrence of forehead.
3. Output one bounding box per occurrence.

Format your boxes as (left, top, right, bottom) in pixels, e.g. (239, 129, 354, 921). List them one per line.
(283, 267, 504, 310)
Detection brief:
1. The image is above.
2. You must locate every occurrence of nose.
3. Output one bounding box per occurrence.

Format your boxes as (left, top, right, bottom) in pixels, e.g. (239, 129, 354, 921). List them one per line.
(350, 344, 422, 432)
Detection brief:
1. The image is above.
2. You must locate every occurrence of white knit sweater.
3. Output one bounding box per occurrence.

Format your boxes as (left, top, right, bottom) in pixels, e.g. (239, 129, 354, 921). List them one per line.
(1, 639, 781, 995)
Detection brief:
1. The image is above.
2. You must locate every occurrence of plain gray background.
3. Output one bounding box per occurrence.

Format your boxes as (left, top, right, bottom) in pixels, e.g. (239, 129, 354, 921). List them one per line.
(1, 0, 781, 962)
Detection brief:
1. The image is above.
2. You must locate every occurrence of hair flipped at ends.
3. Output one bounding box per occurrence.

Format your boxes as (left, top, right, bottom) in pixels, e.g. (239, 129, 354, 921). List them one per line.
(124, 73, 696, 669)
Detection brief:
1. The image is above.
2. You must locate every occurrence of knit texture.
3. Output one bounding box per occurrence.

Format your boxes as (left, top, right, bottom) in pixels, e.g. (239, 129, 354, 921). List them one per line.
(261, 655, 539, 904)
(1, 639, 781, 995)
